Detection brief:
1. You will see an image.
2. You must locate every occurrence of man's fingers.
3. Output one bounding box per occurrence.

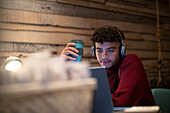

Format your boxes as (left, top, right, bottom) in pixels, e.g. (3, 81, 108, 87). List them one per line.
(66, 47, 79, 53)
(65, 43, 79, 53)
(66, 43, 76, 47)
(63, 49, 78, 57)
(61, 54, 77, 61)
(60, 42, 79, 61)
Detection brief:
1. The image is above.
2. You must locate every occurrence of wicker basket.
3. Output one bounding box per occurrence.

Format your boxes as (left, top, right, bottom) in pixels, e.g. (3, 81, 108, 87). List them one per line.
(0, 78, 97, 113)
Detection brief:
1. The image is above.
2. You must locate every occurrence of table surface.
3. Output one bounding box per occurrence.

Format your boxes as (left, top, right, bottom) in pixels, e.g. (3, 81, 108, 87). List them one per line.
(114, 106, 160, 113)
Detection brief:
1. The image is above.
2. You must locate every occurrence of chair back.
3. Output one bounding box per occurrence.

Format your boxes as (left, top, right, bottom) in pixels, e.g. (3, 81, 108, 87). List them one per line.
(152, 88, 170, 113)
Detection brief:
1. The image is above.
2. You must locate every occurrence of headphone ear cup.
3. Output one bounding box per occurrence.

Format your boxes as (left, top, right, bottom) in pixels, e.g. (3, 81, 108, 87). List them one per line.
(91, 45, 95, 56)
(121, 41, 126, 59)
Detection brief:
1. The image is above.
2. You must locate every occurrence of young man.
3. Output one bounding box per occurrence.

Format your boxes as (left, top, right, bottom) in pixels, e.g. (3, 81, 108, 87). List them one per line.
(61, 26, 155, 107)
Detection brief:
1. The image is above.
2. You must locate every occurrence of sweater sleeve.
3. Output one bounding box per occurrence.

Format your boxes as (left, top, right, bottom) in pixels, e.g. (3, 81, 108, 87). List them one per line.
(112, 54, 151, 107)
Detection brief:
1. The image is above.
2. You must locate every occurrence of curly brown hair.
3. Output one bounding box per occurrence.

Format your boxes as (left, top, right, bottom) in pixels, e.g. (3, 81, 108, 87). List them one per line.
(91, 26, 125, 44)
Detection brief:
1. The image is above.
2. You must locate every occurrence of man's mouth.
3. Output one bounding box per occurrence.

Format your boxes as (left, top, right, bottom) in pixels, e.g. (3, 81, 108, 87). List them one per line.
(102, 61, 110, 64)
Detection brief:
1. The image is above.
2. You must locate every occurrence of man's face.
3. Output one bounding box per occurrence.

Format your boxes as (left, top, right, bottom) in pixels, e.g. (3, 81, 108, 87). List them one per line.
(95, 42, 120, 68)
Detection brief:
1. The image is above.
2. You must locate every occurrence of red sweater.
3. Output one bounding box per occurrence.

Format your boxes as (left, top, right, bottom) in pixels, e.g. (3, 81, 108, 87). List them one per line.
(106, 54, 155, 107)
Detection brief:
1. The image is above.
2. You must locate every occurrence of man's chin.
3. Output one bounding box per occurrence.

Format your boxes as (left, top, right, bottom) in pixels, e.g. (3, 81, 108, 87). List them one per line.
(100, 65, 111, 69)
(105, 66, 111, 69)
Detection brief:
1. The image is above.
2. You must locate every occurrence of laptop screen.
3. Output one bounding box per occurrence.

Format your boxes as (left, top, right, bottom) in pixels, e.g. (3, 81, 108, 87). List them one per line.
(89, 67, 114, 113)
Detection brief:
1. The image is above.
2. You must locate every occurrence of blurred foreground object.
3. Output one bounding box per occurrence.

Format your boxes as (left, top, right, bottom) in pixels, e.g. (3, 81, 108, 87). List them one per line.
(0, 49, 97, 113)
(0, 49, 91, 85)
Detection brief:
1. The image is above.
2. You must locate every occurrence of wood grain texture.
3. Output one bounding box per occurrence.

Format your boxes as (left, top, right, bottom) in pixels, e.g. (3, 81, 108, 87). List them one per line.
(0, 0, 157, 25)
(1, 29, 170, 51)
(0, 30, 92, 46)
(0, 9, 156, 34)
(106, 0, 169, 17)
(54, 0, 170, 21)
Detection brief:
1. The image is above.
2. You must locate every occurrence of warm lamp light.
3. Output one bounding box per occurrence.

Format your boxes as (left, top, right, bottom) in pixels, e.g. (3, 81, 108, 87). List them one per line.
(4, 56, 22, 71)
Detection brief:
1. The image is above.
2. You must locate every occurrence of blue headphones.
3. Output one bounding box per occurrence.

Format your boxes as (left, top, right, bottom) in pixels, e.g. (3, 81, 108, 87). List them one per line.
(91, 28, 126, 60)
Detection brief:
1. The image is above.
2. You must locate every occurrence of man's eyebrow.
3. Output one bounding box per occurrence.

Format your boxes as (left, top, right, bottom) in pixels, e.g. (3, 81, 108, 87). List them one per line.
(96, 47, 116, 49)
(107, 47, 116, 49)
(96, 47, 102, 49)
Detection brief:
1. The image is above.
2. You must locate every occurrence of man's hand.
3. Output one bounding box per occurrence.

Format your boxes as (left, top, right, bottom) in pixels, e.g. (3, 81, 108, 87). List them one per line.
(61, 43, 79, 61)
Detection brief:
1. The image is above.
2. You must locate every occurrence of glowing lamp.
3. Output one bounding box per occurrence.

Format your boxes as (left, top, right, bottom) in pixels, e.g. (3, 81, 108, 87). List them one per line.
(4, 56, 22, 71)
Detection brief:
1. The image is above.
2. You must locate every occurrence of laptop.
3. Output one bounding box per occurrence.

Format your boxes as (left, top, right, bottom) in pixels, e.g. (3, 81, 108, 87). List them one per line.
(89, 67, 114, 113)
(89, 67, 159, 113)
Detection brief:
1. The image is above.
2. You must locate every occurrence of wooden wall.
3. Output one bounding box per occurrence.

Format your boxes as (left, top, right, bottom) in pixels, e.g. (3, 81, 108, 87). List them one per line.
(0, 0, 170, 88)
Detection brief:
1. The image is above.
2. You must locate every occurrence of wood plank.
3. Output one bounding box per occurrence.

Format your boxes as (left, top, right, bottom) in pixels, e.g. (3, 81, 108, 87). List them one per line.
(1, 30, 170, 52)
(55, 0, 170, 22)
(142, 59, 170, 68)
(124, 32, 144, 40)
(107, 0, 148, 7)
(0, 22, 158, 41)
(126, 40, 170, 51)
(0, 30, 92, 46)
(145, 67, 158, 73)
(126, 50, 158, 59)
(142, 34, 157, 41)
(145, 66, 170, 73)
(53, 0, 159, 19)
(161, 40, 170, 51)
(1, 0, 169, 33)
(13, 43, 62, 53)
(106, 0, 169, 17)
(0, 8, 157, 34)
(0, 52, 31, 57)
(142, 59, 157, 67)
(160, 28, 170, 36)
(125, 40, 158, 51)
(0, 22, 93, 35)
(12, 42, 94, 56)
(0, 44, 95, 57)
(147, 72, 170, 77)
(162, 51, 170, 60)
(88, 0, 105, 3)
(0, 51, 95, 59)
(0, 42, 62, 53)
(128, 50, 170, 60)
(0, 42, 14, 52)
(0, 30, 158, 50)
(1, 22, 169, 43)
(120, 0, 169, 13)
(162, 67, 170, 73)
(161, 23, 170, 31)
(163, 60, 170, 67)
(0, 41, 166, 60)
(0, 41, 163, 59)
(0, 0, 157, 25)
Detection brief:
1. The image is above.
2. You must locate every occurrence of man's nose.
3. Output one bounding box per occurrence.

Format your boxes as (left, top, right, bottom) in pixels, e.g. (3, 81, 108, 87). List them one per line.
(102, 51, 109, 58)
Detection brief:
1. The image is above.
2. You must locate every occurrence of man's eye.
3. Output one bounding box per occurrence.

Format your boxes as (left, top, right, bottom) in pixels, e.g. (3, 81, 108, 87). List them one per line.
(96, 50, 103, 53)
(108, 49, 114, 52)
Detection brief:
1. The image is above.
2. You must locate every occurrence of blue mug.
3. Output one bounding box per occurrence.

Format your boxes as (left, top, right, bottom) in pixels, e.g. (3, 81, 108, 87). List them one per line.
(70, 40, 84, 62)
